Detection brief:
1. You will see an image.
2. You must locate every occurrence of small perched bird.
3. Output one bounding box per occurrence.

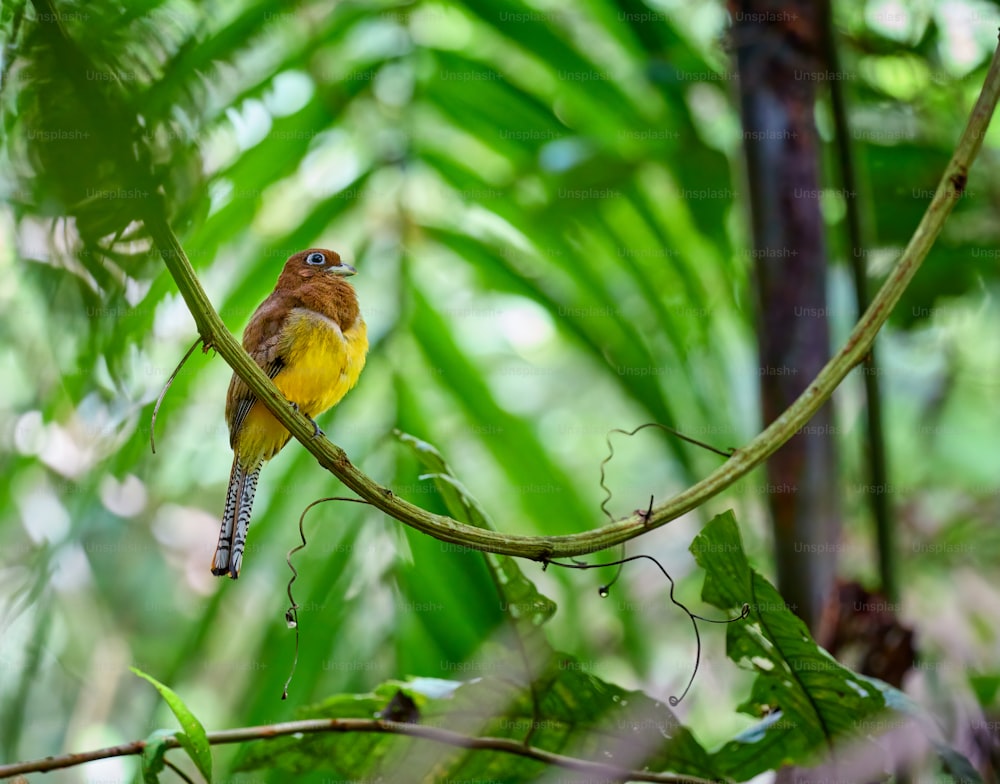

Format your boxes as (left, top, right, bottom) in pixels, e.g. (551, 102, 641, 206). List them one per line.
(212, 248, 368, 579)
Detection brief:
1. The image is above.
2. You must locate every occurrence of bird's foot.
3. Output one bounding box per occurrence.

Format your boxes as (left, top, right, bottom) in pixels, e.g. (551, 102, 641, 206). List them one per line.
(290, 403, 325, 438)
(307, 415, 325, 439)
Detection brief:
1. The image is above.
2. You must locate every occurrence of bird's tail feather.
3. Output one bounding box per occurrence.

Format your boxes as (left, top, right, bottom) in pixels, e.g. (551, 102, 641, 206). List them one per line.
(212, 455, 263, 579)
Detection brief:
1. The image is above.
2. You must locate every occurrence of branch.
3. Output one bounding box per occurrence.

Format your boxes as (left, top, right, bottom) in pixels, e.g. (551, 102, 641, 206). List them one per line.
(144, 33, 1000, 560)
(0, 718, 716, 783)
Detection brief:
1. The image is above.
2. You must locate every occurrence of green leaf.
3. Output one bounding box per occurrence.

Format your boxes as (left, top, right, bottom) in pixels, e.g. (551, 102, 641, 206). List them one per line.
(234, 679, 448, 777)
(237, 671, 718, 782)
(394, 430, 556, 686)
(132, 667, 213, 783)
(140, 729, 174, 784)
(423, 664, 717, 781)
(934, 740, 985, 784)
(394, 429, 556, 629)
(969, 673, 1000, 708)
(692, 512, 888, 779)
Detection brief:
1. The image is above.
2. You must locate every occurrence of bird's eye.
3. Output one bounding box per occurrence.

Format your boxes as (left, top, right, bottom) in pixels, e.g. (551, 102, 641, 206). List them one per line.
(306, 252, 326, 266)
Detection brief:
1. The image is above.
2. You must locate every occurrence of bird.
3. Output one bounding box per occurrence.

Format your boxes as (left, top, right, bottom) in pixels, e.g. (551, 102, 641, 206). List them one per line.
(211, 248, 368, 579)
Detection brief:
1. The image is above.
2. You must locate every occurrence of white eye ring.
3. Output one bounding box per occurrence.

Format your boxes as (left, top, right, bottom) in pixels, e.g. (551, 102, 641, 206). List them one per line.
(306, 252, 326, 266)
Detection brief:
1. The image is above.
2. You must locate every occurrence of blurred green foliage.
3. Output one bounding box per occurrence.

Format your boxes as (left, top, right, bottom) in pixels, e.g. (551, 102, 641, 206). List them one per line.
(2, 0, 1000, 781)
(235, 513, 906, 782)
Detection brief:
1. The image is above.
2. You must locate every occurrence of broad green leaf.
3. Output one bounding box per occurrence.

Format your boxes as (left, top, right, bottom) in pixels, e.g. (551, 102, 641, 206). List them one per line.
(421, 663, 718, 781)
(394, 429, 556, 689)
(391, 375, 513, 673)
(692, 512, 888, 779)
(237, 669, 718, 782)
(132, 667, 213, 783)
(393, 429, 556, 629)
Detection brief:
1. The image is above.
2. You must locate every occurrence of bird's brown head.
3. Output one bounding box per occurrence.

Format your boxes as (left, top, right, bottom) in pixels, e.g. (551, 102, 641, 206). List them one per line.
(279, 248, 357, 282)
(272, 248, 362, 327)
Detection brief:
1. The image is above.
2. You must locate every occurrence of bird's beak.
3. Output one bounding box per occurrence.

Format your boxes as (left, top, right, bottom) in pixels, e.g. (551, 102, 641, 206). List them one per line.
(330, 263, 357, 277)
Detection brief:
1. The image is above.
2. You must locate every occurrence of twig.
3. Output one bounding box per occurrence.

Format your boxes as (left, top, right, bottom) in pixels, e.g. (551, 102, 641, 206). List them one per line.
(0, 718, 718, 783)
(820, 3, 896, 602)
(140, 36, 1000, 561)
(162, 758, 197, 784)
(150, 337, 202, 454)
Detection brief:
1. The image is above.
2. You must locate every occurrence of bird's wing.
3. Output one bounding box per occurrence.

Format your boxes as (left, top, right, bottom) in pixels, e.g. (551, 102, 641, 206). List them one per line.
(226, 294, 295, 446)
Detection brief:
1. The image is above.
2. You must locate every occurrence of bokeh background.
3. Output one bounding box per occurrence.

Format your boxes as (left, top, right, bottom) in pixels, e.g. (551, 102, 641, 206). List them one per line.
(2, 0, 1000, 781)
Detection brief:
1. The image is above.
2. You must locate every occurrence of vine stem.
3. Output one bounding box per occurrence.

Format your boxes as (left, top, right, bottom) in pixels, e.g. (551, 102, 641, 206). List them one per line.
(145, 34, 1000, 561)
(0, 718, 716, 783)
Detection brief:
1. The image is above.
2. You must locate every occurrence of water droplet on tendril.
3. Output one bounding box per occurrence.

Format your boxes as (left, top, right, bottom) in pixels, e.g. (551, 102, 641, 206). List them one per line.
(598, 586, 610, 598)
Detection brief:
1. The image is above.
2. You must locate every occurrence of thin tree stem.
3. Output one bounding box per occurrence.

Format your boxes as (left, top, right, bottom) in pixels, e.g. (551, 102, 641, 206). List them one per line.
(0, 718, 715, 783)
(143, 34, 1000, 562)
(821, 0, 897, 602)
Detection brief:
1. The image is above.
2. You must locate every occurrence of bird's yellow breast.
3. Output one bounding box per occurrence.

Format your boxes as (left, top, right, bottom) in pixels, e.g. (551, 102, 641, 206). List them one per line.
(236, 308, 368, 461)
(278, 308, 368, 414)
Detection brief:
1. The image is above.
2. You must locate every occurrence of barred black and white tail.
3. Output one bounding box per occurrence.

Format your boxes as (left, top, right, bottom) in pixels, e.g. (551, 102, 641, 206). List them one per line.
(212, 455, 263, 579)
